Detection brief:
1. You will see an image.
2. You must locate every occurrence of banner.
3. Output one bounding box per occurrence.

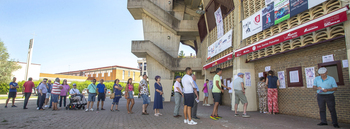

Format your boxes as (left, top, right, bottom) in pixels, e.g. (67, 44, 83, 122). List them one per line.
(245, 72, 251, 86)
(290, 0, 308, 17)
(265, 0, 274, 6)
(278, 71, 286, 88)
(203, 52, 233, 70)
(242, 11, 263, 40)
(274, 0, 290, 24)
(235, 7, 349, 57)
(207, 29, 233, 59)
(215, 7, 224, 39)
(305, 67, 315, 88)
(262, 2, 275, 30)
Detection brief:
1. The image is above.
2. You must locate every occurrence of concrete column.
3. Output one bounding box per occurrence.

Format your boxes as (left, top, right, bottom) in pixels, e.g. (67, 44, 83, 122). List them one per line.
(232, 0, 257, 111)
(343, 13, 350, 80)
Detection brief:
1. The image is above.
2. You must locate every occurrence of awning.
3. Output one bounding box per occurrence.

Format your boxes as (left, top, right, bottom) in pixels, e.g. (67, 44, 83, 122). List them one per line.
(203, 52, 233, 70)
(235, 6, 349, 57)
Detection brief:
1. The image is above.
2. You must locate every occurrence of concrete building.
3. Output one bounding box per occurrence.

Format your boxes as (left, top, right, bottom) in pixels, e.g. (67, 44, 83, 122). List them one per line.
(39, 73, 88, 83)
(137, 58, 147, 76)
(12, 62, 41, 81)
(128, 0, 350, 123)
(57, 65, 141, 83)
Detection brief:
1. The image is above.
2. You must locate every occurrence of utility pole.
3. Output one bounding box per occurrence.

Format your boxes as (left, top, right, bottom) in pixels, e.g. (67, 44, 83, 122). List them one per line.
(25, 39, 34, 80)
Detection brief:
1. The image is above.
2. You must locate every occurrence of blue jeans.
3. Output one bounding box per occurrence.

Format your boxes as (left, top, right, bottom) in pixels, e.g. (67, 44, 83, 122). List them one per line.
(141, 94, 150, 104)
(88, 93, 96, 102)
(59, 96, 66, 107)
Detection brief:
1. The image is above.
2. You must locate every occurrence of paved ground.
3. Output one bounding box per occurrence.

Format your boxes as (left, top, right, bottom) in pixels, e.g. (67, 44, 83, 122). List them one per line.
(0, 96, 349, 129)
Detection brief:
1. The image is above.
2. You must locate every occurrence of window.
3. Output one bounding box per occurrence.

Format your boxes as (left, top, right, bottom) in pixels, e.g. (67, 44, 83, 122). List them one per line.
(122, 70, 125, 80)
(108, 71, 111, 76)
(128, 71, 130, 77)
(286, 67, 303, 87)
(96, 72, 98, 77)
(133, 72, 135, 80)
(101, 71, 104, 77)
(144, 64, 147, 70)
(318, 61, 344, 85)
(144, 72, 146, 75)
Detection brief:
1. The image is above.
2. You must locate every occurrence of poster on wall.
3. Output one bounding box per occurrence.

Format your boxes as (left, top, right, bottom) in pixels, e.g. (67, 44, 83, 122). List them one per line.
(305, 67, 316, 88)
(265, 66, 271, 72)
(258, 72, 264, 78)
(308, 0, 326, 9)
(215, 7, 224, 39)
(277, 71, 286, 88)
(274, 0, 290, 24)
(207, 29, 233, 59)
(245, 72, 251, 86)
(209, 80, 213, 89)
(262, 2, 275, 30)
(265, 0, 274, 6)
(322, 54, 334, 63)
(242, 11, 262, 39)
(289, 70, 299, 83)
(290, 0, 308, 17)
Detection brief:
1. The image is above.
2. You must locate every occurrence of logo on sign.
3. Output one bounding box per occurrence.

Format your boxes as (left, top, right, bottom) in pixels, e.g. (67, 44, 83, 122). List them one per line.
(252, 46, 256, 51)
(324, 20, 340, 27)
(304, 26, 318, 33)
(284, 32, 298, 40)
(254, 15, 261, 25)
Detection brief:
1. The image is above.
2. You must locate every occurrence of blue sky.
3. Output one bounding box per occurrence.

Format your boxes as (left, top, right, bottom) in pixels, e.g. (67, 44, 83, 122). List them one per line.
(0, 0, 195, 73)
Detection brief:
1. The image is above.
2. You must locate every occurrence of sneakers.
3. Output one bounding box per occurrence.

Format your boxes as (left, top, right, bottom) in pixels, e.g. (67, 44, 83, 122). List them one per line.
(90, 108, 94, 111)
(45, 105, 48, 108)
(202, 104, 206, 106)
(37, 107, 39, 110)
(234, 114, 239, 117)
(184, 119, 188, 123)
(203, 104, 210, 106)
(188, 120, 197, 125)
(11, 105, 17, 107)
(242, 114, 250, 118)
(210, 116, 218, 120)
(85, 109, 89, 112)
(216, 116, 222, 119)
(4, 106, 7, 108)
(206, 104, 210, 106)
(96, 108, 99, 111)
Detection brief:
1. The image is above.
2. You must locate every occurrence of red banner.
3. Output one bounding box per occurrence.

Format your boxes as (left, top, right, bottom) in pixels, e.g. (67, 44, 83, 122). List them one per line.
(203, 52, 233, 70)
(235, 7, 349, 57)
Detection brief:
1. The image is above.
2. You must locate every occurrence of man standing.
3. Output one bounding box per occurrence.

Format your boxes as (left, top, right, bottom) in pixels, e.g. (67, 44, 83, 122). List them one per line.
(96, 79, 106, 110)
(45, 80, 52, 108)
(313, 67, 339, 128)
(139, 74, 150, 115)
(86, 79, 97, 112)
(191, 75, 200, 119)
(210, 68, 231, 120)
(5, 77, 19, 108)
(51, 78, 63, 111)
(182, 67, 199, 125)
(38, 79, 48, 110)
(233, 73, 249, 118)
(173, 76, 183, 117)
(22, 77, 35, 109)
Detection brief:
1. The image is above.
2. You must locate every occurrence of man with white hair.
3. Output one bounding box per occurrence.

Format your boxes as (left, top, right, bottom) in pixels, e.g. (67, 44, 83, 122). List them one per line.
(51, 78, 63, 111)
(313, 67, 339, 128)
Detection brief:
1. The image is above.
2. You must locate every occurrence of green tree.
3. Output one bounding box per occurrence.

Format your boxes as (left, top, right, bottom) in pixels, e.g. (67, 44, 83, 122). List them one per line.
(178, 50, 185, 58)
(0, 40, 21, 84)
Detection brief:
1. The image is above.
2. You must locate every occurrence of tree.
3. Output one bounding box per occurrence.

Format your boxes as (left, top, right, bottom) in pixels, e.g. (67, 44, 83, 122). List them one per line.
(178, 50, 185, 58)
(0, 40, 21, 84)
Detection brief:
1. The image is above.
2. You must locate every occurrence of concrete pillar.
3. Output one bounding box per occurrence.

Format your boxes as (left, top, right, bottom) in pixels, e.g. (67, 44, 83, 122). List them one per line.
(342, 2, 350, 80)
(232, 0, 257, 111)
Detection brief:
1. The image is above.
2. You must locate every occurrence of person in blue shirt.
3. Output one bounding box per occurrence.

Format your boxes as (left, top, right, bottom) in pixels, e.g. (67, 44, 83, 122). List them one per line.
(313, 67, 339, 128)
(191, 75, 200, 119)
(5, 77, 19, 108)
(45, 80, 52, 108)
(96, 79, 107, 110)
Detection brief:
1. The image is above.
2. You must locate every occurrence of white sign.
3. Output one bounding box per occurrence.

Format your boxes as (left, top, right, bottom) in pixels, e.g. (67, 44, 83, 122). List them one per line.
(223, 79, 227, 86)
(245, 72, 251, 86)
(265, 66, 271, 72)
(342, 60, 348, 68)
(322, 54, 334, 63)
(258, 72, 264, 78)
(308, 0, 327, 9)
(289, 70, 299, 83)
(277, 71, 286, 88)
(227, 80, 232, 93)
(207, 29, 233, 59)
(242, 11, 262, 40)
(214, 7, 224, 39)
(209, 80, 213, 89)
(305, 67, 315, 88)
(265, 0, 273, 6)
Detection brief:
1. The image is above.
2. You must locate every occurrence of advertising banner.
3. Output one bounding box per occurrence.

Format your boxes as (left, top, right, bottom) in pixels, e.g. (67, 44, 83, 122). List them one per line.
(203, 52, 233, 70)
(277, 71, 286, 89)
(215, 7, 224, 39)
(305, 67, 315, 88)
(245, 72, 251, 86)
(262, 2, 275, 30)
(265, 0, 274, 6)
(242, 11, 262, 40)
(290, 0, 308, 17)
(274, 0, 290, 24)
(207, 29, 233, 59)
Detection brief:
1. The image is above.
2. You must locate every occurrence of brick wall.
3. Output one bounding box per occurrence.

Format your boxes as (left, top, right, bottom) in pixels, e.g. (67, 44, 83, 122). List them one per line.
(206, 67, 233, 106)
(252, 38, 350, 123)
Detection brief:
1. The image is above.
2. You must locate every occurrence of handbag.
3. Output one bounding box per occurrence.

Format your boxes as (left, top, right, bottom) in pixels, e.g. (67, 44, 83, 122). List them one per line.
(110, 87, 115, 99)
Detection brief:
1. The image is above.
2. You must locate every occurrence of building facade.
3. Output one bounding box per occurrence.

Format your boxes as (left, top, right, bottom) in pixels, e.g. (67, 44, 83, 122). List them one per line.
(128, 0, 350, 123)
(57, 65, 141, 83)
(138, 58, 147, 76)
(12, 62, 41, 81)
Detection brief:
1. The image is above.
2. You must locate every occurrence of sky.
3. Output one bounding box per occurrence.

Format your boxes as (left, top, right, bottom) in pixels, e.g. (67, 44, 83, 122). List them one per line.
(0, 0, 195, 74)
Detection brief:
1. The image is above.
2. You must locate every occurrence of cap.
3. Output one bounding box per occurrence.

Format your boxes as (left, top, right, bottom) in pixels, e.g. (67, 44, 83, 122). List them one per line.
(175, 76, 181, 79)
(73, 83, 77, 86)
(318, 67, 327, 74)
(238, 73, 244, 76)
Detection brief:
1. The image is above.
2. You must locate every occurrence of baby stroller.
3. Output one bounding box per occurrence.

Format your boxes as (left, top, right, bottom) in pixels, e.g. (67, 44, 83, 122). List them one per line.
(66, 94, 87, 110)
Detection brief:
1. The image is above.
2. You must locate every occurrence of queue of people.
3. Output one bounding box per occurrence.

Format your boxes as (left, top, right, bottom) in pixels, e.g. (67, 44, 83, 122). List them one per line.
(3, 67, 340, 127)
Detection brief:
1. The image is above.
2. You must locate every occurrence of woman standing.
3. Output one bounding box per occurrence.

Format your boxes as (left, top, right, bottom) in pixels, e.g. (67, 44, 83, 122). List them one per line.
(60, 79, 70, 107)
(265, 70, 280, 115)
(153, 75, 163, 116)
(258, 77, 268, 113)
(111, 79, 123, 111)
(202, 79, 209, 106)
(125, 78, 135, 114)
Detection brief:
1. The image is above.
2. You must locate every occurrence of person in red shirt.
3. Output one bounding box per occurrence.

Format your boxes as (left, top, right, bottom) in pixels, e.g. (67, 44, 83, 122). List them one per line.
(22, 77, 35, 109)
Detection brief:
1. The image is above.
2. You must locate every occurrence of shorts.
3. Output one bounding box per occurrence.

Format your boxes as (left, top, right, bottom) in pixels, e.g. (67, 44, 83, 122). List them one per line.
(141, 94, 150, 104)
(127, 91, 134, 99)
(112, 97, 121, 105)
(88, 93, 96, 102)
(235, 90, 248, 104)
(184, 93, 194, 107)
(8, 92, 16, 98)
(51, 94, 59, 103)
(46, 93, 51, 99)
(204, 93, 209, 97)
(213, 93, 221, 103)
(98, 93, 105, 101)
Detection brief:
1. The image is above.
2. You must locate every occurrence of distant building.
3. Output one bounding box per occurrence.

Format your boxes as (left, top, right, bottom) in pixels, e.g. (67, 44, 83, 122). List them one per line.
(57, 65, 141, 83)
(12, 62, 41, 81)
(40, 73, 88, 83)
(137, 58, 147, 76)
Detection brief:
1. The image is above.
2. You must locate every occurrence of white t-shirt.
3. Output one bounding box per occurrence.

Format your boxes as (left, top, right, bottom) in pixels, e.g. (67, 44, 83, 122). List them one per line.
(69, 88, 80, 94)
(181, 74, 195, 94)
(233, 77, 244, 90)
(174, 81, 182, 93)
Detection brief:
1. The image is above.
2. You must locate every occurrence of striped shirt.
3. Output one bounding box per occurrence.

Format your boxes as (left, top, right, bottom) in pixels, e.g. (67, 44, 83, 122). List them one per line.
(51, 81, 62, 95)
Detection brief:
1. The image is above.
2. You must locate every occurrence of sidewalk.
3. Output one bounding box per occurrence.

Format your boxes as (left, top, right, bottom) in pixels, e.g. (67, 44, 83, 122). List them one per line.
(0, 97, 349, 129)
